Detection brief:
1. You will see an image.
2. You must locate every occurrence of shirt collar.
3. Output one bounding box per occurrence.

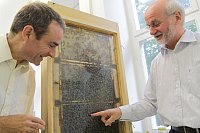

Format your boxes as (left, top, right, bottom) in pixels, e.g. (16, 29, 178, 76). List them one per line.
(0, 34, 13, 63)
(0, 34, 30, 69)
(178, 29, 196, 43)
(160, 46, 168, 55)
(160, 30, 197, 56)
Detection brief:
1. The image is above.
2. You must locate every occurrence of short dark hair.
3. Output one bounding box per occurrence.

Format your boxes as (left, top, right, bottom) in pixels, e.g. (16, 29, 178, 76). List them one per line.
(10, 2, 65, 40)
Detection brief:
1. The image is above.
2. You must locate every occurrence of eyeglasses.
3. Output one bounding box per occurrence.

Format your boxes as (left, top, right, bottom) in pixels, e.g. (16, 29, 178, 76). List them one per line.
(146, 12, 175, 30)
(146, 19, 163, 29)
(146, 18, 167, 30)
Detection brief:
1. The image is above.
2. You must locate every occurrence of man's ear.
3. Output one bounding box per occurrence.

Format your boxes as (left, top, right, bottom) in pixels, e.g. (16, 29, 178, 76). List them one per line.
(174, 10, 182, 24)
(22, 25, 34, 40)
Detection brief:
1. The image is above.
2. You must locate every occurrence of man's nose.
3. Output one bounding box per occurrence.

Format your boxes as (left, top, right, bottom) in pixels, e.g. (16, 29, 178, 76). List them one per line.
(149, 27, 157, 35)
(49, 48, 56, 58)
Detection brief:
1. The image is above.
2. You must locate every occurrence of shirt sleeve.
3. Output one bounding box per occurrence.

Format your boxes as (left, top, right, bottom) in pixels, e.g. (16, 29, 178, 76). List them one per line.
(119, 59, 158, 122)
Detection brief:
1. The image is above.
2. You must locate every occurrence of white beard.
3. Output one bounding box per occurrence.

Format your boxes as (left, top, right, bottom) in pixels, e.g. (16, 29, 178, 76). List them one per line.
(157, 24, 176, 45)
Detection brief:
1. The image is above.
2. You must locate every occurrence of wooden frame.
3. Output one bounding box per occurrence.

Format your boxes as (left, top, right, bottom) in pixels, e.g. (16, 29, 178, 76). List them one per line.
(41, 2, 132, 133)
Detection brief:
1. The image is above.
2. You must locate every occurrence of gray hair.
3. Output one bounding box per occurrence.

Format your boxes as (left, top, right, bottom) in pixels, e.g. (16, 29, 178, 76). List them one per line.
(165, 0, 185, 25)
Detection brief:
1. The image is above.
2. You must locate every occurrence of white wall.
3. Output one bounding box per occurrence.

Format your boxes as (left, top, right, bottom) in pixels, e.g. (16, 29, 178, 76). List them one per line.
(0, 0, 28, 36)
(52, 0, 79, 9)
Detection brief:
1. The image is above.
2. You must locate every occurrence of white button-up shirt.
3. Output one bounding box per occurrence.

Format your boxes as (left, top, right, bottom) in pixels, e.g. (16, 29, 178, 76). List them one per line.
(0, 34, 35, 115)
(120, 30, 200, 128)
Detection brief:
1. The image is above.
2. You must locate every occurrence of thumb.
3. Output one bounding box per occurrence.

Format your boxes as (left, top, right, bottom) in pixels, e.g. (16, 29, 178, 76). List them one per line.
(105, 115, 115, 126)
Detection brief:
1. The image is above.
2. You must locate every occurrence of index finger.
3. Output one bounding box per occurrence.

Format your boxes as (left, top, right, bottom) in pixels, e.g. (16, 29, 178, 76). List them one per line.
(90, 110, 108, 117)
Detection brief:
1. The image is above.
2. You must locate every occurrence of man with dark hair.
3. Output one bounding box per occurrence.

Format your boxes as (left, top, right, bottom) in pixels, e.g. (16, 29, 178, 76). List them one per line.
(0, 2, 65, 133)
(91, 0, 200, 133)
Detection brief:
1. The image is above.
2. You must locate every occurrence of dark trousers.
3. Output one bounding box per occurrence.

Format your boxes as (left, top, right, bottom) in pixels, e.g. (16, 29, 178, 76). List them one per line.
(169, 126, 200, 133)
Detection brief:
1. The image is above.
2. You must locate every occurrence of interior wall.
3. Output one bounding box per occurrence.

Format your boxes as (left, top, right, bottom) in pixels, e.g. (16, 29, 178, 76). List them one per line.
(51, 0, 79, 9)
(0, 0, 28, 36)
